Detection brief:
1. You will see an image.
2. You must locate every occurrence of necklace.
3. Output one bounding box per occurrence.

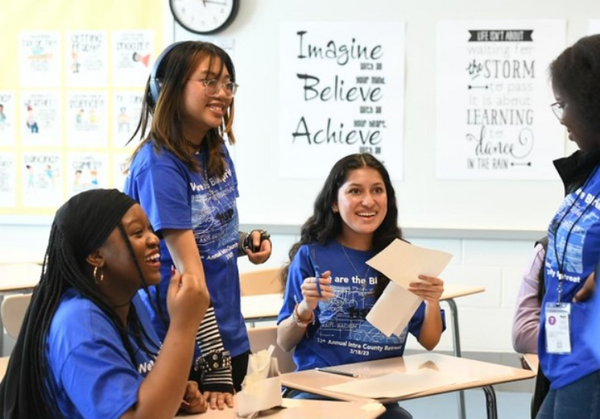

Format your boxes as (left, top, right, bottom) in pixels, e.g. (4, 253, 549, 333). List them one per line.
(340, 244, 371, 288)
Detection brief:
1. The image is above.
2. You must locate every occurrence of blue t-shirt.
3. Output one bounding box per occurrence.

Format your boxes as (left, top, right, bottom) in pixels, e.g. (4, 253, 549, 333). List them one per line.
(124, 142, 249, 358)
(47, 289, 160, 419)
(277, 241, 445, 371)
(540, 166, 600, 389)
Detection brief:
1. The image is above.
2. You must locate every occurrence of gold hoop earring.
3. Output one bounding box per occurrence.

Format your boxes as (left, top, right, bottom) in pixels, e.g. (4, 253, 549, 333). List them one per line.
(93, 267, 104, 284)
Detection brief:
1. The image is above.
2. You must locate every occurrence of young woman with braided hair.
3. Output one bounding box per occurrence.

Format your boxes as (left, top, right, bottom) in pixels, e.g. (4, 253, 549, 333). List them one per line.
(0, 189, 209, 419)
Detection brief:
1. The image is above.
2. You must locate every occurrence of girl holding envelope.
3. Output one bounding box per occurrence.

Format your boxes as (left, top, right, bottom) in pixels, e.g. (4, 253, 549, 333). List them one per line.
(276, 153, 446, 419)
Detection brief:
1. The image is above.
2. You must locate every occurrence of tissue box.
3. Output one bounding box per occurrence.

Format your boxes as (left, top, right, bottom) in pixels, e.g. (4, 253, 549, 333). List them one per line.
(237, 356, 283, 418)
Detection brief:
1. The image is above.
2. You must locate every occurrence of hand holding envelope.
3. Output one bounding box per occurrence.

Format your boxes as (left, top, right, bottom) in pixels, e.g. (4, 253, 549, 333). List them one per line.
(365, 239, 453, 337)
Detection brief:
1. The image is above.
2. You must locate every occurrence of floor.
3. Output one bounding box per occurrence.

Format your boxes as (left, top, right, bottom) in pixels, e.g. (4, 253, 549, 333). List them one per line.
(399, 389, 532, 419)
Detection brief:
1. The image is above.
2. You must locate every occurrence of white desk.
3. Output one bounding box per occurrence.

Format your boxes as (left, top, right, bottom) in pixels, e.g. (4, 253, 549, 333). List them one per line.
(241, 293, 283, 323)
(240, 284, 485, 419)
(280, 353, 535, 419)
(180, 398, 385, 419)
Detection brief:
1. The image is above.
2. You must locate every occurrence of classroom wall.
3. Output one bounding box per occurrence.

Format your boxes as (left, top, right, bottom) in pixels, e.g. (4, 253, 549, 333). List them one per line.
(3, 0, 599, 360)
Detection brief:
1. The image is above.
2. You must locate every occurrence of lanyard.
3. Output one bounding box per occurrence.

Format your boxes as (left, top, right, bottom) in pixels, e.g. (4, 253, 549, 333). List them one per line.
(551, 167, 600, 302)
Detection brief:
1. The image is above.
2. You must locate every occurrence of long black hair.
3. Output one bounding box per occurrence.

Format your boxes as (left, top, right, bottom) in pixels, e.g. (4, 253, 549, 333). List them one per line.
(280, 153, 403, 299)
(0, 189, 159, 418)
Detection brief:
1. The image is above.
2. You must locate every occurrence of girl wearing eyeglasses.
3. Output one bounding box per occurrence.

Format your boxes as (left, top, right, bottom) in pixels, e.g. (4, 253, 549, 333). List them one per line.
(536, 34, 600, 419)
(125, 41, 272, 410)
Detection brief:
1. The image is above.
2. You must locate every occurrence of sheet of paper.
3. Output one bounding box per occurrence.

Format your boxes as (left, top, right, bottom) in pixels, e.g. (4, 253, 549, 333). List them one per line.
(322, 369, 459, 399)
(366, 239, 453, 289)
(366, 281, 422, 337)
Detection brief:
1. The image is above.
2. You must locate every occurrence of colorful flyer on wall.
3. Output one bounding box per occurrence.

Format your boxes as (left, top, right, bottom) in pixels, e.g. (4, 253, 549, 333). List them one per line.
(19, 31, 61, 88)
(21, 91, 62, 147)
(67, 152, 109, 197)
(66, 31, 108, 88)
(112, 30, 154, 87)
(66, 92, 108, 147)
(111, 152, 131, 191)
(0, 153, 17, 207)
(22, 153, 63, 207)
(278, 22, 405, 180)
(436, 20, 567, 180)
(0, 92, 17, 146)
(113, 91, 144, 146)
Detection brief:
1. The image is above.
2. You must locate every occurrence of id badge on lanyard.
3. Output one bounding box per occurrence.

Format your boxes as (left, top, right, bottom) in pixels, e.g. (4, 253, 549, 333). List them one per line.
(544, 302, 572, 354)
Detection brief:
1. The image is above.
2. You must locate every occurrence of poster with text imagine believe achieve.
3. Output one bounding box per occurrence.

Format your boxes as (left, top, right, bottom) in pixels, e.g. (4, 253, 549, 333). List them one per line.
(278, 22, 405, 180)
(436, 20, 566, 180)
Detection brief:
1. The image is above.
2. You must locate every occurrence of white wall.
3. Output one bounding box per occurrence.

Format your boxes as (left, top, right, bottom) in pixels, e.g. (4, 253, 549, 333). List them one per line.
(5, 0, 598, 356)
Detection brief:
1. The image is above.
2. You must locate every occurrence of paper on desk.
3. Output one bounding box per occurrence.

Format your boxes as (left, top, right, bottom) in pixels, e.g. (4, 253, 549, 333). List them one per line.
(366, 281, 421, 337)
(366, 239, 453, 289)
(322, 369, 458, 399)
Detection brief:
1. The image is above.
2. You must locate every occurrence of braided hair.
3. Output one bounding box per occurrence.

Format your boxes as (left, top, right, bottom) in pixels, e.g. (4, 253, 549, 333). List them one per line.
(0, 189, 159, 418)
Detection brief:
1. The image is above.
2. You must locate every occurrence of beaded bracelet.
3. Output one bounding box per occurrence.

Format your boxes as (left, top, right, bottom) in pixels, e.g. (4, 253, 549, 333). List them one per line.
(292, 303, 314, 328)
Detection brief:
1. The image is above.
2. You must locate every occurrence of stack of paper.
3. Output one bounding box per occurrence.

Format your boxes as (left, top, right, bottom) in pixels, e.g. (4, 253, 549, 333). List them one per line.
(365, 239, 453, 337)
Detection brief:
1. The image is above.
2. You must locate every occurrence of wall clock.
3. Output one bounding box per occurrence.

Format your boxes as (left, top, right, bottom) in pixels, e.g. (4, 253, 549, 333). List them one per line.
(170, 0, 240, 35)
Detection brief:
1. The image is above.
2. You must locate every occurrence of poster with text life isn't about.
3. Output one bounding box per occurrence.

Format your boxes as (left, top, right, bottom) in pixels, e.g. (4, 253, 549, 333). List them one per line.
(436, 20, 566, 180)
(278, 22, 405, 180)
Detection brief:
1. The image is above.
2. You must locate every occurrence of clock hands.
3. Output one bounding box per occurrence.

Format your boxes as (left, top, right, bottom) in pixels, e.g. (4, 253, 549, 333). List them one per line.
(201, 0, 227, 6)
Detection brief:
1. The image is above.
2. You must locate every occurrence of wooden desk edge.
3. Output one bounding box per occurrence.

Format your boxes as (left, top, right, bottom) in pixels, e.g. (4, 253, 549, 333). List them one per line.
(441, 285, 486, 301)
(522, 353, 539, 372)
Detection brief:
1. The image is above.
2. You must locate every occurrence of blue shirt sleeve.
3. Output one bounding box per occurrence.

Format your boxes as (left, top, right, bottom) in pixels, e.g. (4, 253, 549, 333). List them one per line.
(128, 157, 192, 232)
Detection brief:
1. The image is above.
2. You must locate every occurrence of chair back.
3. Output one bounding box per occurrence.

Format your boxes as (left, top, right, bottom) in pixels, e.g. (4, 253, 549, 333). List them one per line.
(240, 268, 283, 296)
(247, 325, 296, 374)
(1, 293, 32, 339)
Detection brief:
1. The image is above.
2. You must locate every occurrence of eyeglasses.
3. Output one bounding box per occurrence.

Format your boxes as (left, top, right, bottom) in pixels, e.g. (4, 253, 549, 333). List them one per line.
(197, 79, 239, 98)
(550, 100, 564, 122)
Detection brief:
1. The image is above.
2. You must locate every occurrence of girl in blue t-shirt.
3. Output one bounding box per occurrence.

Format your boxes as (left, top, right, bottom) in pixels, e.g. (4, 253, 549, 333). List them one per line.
(277, 153, 446, 419)
(0, 189, 209, 419)
(536, 35, 600, 419)
(125, 41, 272, 409)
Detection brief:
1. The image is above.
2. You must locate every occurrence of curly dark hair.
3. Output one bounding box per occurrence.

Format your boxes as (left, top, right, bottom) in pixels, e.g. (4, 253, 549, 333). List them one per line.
(280, 153, 403, 299)
(550, 34, 600, 136)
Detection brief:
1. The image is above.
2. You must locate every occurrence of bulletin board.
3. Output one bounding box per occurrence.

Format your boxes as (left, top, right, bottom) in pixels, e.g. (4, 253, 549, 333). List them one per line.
(0, 1, 164, 215)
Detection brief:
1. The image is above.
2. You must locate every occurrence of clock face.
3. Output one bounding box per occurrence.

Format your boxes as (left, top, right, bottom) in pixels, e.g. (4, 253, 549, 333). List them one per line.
(170, 0, 239, 35)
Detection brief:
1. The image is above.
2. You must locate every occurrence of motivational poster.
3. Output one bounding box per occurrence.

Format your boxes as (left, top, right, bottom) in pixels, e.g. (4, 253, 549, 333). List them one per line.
(0, 153, 16, 207)
(278, 22, 405, 180)
(436, 20, 566, 180)
(66, 92, 108, 147)
(112, 30, 154, 87)
(67, 153, 109, 197)
(19, 31, 61, 87)
(22, 153, 63, 207)
(66, 31, 108, 88)
(0, 91, 16, 146)
(20, 91, 62, 147)
(113, 91, 144, 146)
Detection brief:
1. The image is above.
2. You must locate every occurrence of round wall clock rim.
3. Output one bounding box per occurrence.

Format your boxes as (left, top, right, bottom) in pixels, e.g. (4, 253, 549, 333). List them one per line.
(169, 0, 240, 35)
